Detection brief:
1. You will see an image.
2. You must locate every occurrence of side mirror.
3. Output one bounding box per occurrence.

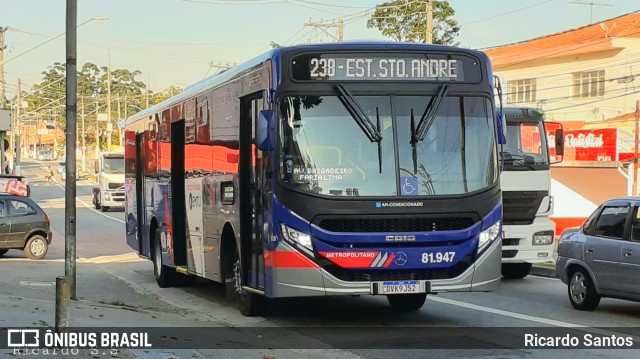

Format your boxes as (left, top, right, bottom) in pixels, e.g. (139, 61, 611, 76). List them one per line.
(546, 121, 564, 164)
(554, 128, 564, 156)
(94, 160, 100, 174)
(257, 110, 275, 152)
(495, 111, 507, 145)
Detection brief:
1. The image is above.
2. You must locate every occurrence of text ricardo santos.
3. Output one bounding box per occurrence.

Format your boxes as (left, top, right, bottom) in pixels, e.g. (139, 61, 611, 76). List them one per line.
(525, 333, 634, 348)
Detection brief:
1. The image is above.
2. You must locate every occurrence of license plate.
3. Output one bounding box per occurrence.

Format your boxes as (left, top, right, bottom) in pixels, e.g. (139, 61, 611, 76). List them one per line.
(380, 281, 421, 294)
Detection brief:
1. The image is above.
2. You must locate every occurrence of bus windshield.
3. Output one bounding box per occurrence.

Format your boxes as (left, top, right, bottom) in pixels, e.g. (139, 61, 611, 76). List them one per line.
(279, 95, 498, 197)
(502, 119, 549, 168)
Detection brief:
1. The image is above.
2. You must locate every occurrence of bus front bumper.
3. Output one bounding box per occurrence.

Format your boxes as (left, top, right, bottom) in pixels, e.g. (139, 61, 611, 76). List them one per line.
(266, 238, 501, 298)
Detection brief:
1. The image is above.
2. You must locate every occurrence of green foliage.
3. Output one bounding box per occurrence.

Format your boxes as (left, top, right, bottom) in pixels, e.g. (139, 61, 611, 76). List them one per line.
(15, 62, 178, 150)
(367, 0, 459, 45)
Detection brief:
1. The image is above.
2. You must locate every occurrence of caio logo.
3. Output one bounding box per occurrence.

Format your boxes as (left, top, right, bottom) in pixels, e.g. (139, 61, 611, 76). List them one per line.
(7, 329, 40, 347)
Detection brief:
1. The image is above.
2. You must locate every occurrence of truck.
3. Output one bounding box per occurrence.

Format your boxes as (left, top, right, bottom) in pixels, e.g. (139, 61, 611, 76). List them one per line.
(499, 107, 564, 279)
(92, 151, 125, 212)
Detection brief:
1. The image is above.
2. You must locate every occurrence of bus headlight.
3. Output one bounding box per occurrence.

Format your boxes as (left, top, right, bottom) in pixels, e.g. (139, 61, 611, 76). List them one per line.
(479, 220, 501, 250)
(280, 224, 313, 251)
(533, 231, 554, 246)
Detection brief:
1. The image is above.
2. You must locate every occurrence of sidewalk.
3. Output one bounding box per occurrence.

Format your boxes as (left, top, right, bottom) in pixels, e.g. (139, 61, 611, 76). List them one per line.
(531, 262, 557, 278)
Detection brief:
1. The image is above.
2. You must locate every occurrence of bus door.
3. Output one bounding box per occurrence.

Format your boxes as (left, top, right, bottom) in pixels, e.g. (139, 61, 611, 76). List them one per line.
(239, 93, 266, 290)
(135, 133, 149, 257)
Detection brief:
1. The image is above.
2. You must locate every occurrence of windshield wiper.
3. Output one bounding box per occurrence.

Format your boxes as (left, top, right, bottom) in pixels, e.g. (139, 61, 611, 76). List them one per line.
(414, 84, 449, 142)
(335, 83, 384, 173)
(409, 84, 449, 174)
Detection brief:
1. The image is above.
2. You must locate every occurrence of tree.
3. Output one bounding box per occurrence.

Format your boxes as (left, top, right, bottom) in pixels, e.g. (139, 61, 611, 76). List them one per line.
(367, 0, 459, 45)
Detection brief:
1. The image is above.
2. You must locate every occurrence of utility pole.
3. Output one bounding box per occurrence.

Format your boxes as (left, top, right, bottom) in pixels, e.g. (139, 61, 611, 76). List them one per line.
(425, 0, 433, 44)
(303, 20, 344, 42)
(14, 78, 21, 175)
(0, 26, 7, 109)
(106, 60, 112, 152)
(80, 96, 85, 172)
(634, 100, 640, 196)
(569, 1, 614, 24)
(57, 0, 77, 332)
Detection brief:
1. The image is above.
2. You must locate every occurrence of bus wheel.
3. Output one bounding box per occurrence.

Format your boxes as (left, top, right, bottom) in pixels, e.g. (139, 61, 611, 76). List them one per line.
(232, 255, 263, 317)
(153, 229, 176, 288)
(387, 293, 427, 311)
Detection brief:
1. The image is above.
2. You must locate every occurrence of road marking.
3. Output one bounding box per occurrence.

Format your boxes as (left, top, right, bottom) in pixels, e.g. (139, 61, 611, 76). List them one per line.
(19, 281, 55, 287)
(531, 274, 560, 281)
(77, 197, 126, 224)
(3, 252, 143, 264)
(430, 296, 640, 340)
(51, 182, 126, 224)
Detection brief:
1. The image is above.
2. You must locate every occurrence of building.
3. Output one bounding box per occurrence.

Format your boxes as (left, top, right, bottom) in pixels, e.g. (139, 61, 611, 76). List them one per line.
(485, 11, 640, 234)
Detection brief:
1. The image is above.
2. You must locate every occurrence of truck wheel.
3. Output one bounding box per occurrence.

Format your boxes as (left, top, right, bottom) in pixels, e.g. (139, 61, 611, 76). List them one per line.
(387, 293, 427, 311)
(101, 205, 109, 212)
(24, 235, 49, 259)
(0, 249, 8, 256)
(93, 193, 101, 209)
(568, 268, 600, 311)
(501, 263, 532, 279)
(152, 229, 176, 288)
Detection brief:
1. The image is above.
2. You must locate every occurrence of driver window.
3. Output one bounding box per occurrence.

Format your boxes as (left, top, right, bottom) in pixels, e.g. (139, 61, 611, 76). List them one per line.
(592, 206, 628, 239)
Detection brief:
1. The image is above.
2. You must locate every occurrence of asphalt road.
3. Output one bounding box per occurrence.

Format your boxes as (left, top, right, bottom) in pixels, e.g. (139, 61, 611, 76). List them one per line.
(5, 160, 129, 260)
(5, 159, 640, 359)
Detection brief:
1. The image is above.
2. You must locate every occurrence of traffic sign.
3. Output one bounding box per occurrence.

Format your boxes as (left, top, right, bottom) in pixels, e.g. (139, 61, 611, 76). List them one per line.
(118, 119, 126, 129)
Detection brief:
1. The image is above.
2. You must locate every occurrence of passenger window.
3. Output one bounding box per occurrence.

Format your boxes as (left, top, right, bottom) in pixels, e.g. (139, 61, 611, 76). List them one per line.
(0, 202, 4, 217)
(7, 200, 36, 217)
(631, 207, 640, 242)
(593, 206, 628, 239)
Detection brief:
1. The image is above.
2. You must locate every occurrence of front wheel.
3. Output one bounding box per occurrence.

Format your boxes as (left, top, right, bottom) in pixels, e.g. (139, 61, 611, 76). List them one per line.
(501, 263, 532, 279)
(568, 268, 600, 311)
(24, 235, 48, 259)
(387, 293, 427, 311)
(152, 229, 176, 288)
(224, 249, 264, 317)
(101, 205, 109, 212)
(0, 249, 8, 256)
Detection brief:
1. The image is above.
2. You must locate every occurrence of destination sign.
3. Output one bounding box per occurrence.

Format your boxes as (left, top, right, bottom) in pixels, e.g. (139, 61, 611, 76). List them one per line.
(291, 53, 481, 82)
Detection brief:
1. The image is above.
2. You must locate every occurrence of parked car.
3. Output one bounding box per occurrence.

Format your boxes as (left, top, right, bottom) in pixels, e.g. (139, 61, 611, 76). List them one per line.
(556, 196, 640, 311)
(0, 194, 52, 259)
(36, 150, 53, 161)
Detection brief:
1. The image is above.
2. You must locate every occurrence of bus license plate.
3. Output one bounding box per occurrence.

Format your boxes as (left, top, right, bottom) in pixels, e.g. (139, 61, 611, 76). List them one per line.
(380, 281, 421, 294)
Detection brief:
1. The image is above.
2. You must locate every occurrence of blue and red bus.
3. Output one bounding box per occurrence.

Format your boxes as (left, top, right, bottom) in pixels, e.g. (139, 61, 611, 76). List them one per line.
(124, 42, 504, 316)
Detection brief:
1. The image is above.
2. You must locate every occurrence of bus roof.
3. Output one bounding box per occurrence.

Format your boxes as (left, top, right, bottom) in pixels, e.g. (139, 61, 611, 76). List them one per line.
(125, 41, 490, 127)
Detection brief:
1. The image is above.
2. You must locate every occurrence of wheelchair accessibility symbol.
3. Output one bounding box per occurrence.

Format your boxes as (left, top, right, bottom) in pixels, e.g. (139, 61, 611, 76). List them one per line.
(400, 177, 418, 195)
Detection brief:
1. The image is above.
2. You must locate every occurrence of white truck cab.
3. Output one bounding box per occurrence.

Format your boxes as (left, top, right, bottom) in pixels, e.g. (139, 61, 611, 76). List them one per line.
(499, 107, 564, 278)
(92, 151, 125, 212)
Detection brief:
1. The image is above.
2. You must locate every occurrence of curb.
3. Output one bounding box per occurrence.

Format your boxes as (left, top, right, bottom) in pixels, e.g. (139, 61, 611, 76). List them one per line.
(531, 264, 557, 278)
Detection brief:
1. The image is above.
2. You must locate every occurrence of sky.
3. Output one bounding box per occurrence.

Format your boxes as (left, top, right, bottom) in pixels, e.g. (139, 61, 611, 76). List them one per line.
(1, 0, 639, 98)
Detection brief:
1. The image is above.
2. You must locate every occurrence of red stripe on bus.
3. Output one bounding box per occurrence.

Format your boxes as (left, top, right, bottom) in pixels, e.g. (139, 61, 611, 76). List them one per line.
(264, 250, 320, 268)
(383, 253, 394, 268)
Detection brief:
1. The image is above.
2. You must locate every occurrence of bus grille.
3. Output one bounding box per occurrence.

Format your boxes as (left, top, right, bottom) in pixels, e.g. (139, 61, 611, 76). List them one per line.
(322, 256, 472, 282)
(502, 191, 547, 225)
(317, 216, 476, 233)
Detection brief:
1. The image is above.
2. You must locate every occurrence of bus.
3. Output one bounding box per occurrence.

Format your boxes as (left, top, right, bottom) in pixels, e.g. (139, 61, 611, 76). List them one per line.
(124, 42, 504, 316)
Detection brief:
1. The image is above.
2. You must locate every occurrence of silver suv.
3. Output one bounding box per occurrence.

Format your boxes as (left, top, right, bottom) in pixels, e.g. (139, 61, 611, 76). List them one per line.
(556, 197, 640, 310)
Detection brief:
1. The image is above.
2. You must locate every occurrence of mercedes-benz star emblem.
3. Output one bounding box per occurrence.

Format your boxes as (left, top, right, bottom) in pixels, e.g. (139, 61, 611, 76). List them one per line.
(394, 252, 408, 266)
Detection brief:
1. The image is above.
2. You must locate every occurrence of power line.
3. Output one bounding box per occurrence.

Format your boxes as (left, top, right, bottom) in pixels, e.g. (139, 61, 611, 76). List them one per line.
(460, 0, 554, 27)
